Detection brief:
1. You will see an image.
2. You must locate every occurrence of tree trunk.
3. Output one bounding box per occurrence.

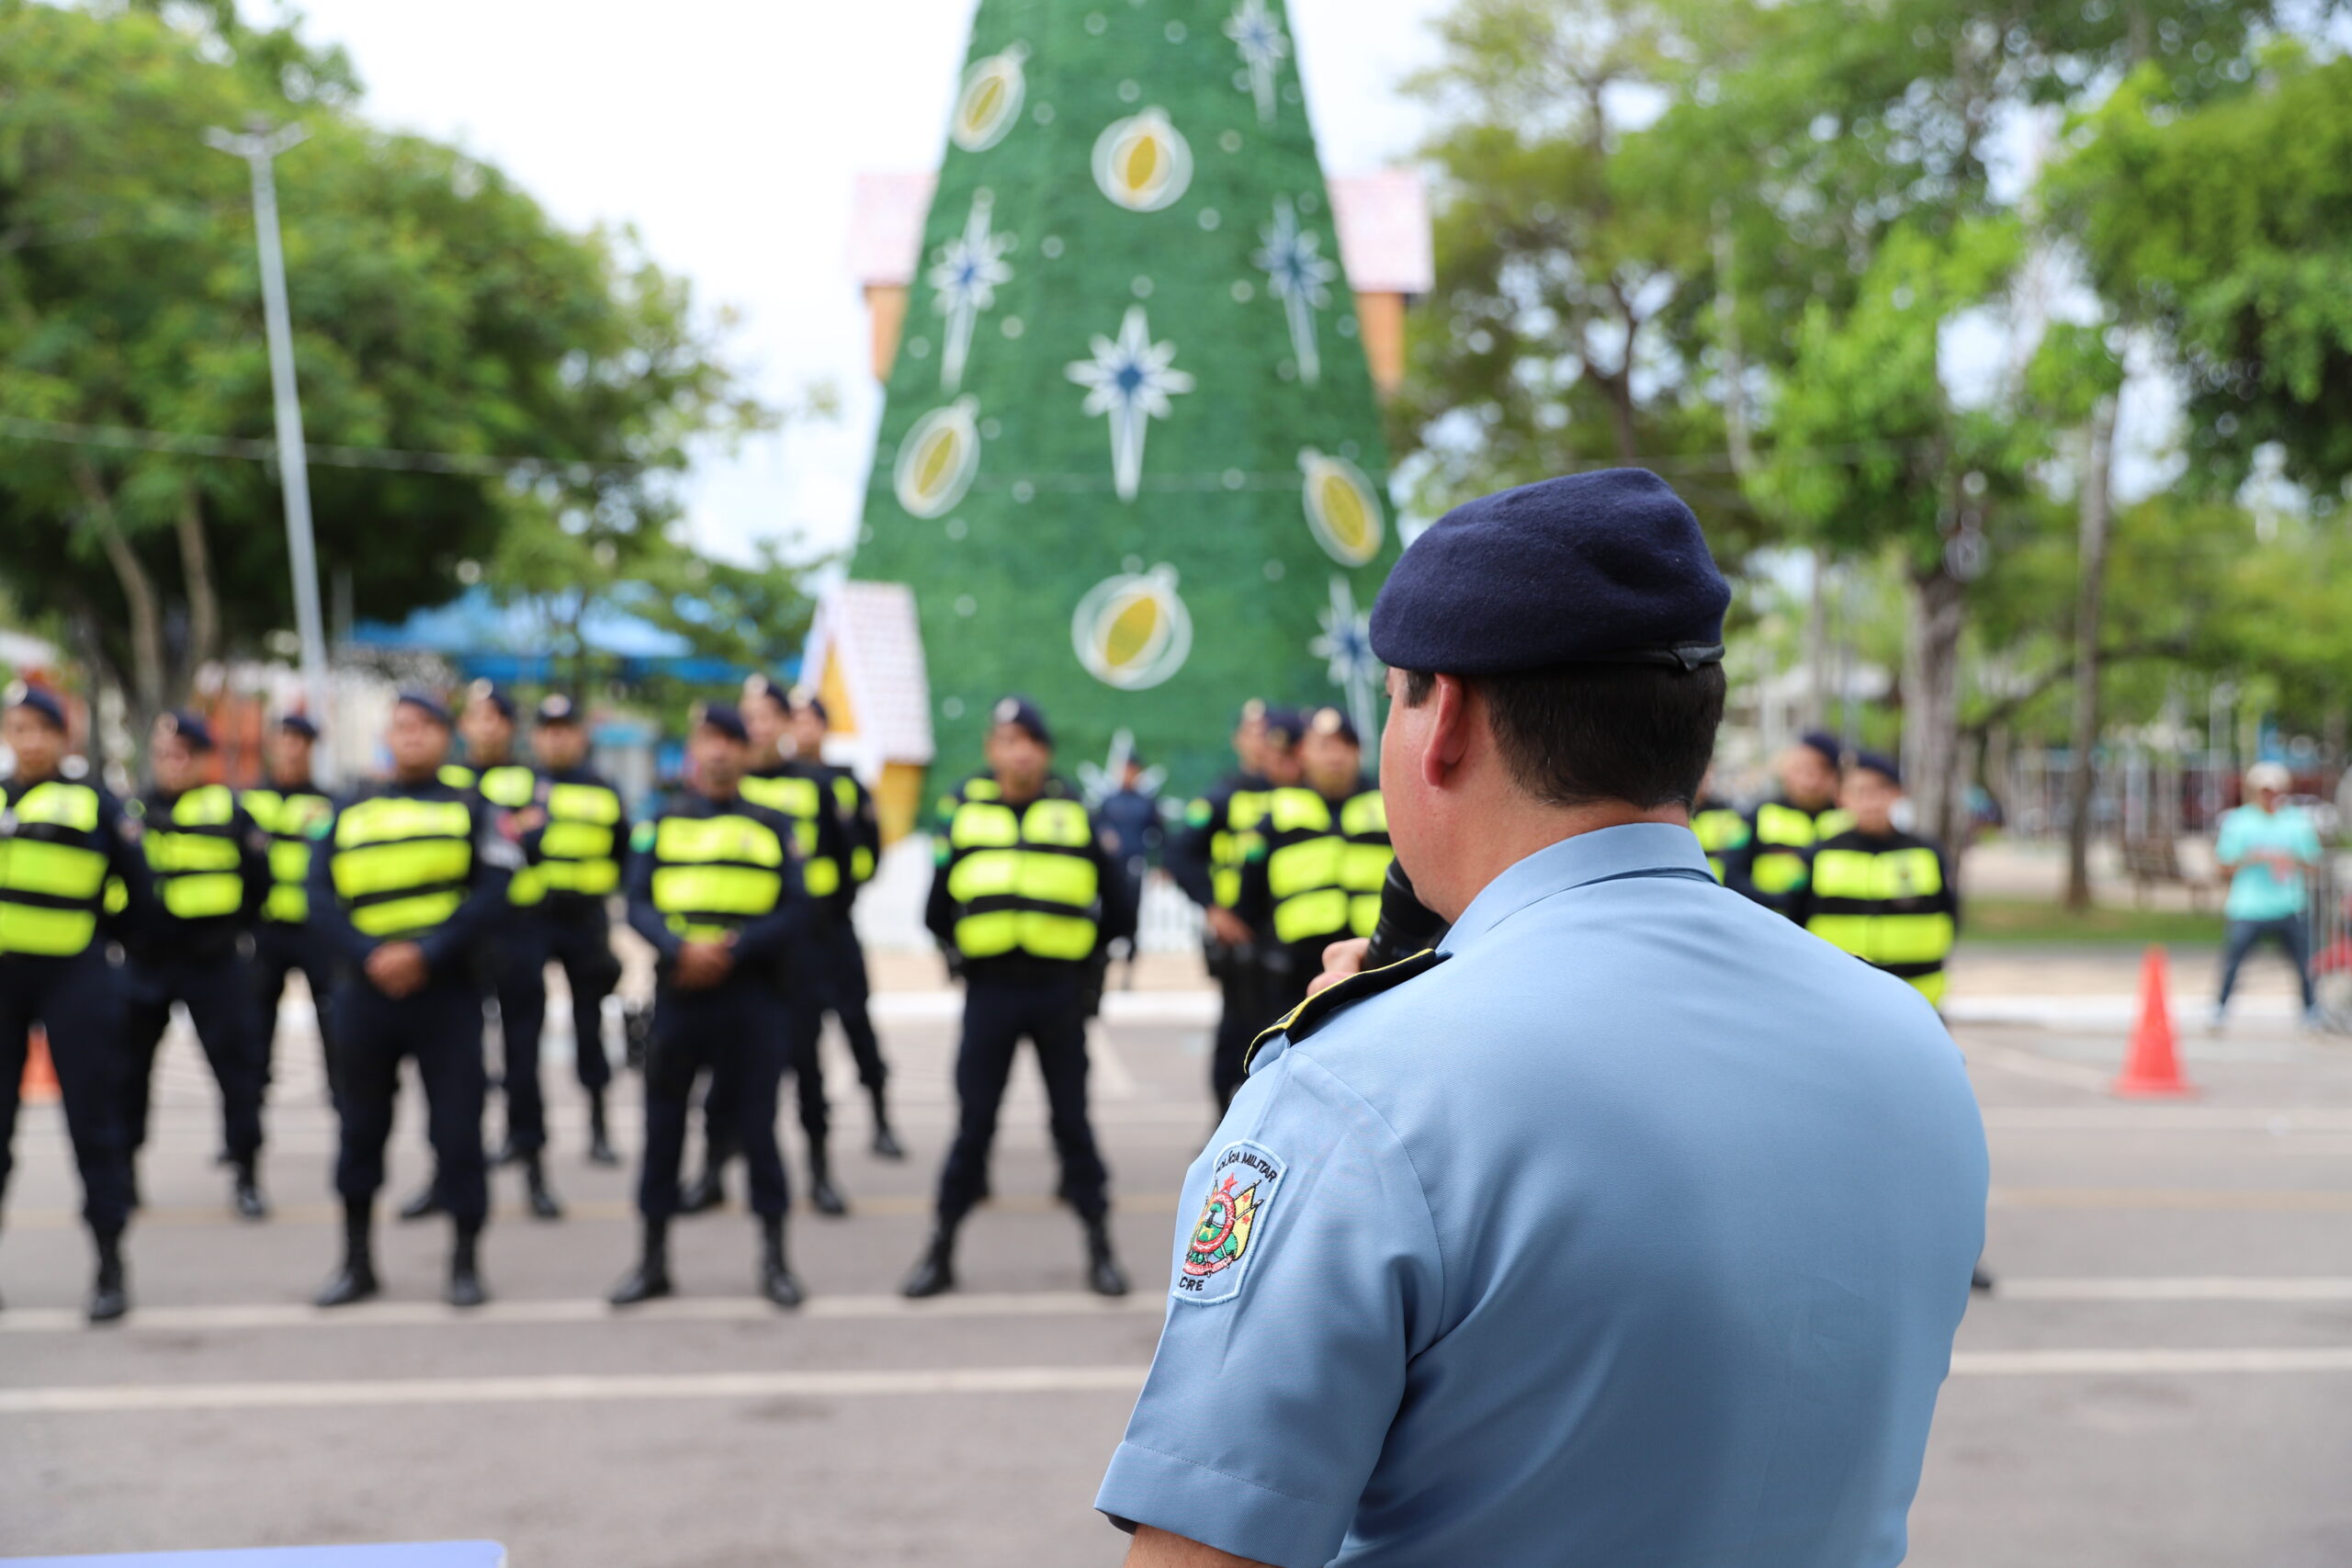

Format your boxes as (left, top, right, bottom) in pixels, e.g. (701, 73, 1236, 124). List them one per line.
(1903, 562, 1968, 852)
(71, 460, 166, 736)
(175, 490, 221, 701)
(2063, 398, 2118, 910)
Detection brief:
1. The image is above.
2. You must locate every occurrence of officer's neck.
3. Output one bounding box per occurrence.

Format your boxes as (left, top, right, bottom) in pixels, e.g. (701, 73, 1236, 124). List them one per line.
(992, 773, 1044, 807)
(272, 771, 316, 792)
(394, 762, 442, 788)
(695, 779, 741, 807)
(471, 748, 512, 768)
(11, 759, 60, 787)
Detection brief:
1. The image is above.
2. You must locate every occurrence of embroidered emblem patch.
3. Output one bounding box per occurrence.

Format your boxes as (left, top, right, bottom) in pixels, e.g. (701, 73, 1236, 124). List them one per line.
(1173, 1141, 1285, 1305)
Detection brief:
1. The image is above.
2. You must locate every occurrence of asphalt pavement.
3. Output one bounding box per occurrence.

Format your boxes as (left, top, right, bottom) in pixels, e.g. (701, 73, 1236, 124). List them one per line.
(3, 957, 2350, 1566)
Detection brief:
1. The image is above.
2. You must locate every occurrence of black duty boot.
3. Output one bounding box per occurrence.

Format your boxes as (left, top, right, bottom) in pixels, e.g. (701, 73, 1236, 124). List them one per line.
(757, 1215, 805, 1308)
(524, 1155, 563, 1222)
(586, 1090, 619, 1167)
(447, 1224, 488, 1309)
(868, 1089, 904, 1160)
(678, 1164, 726, 1215)
(397, 1180, 444, 1222)
(86, 1229, 129, 1323)
(232, 1159, 268, 1222)
(807, 1145, 848, 1218)
(1083, 1216, 1129, 1298)
(900, 1223, 958, 1299)
(315, 1200, 379, 1308)
(608, 1219, 673, 1307)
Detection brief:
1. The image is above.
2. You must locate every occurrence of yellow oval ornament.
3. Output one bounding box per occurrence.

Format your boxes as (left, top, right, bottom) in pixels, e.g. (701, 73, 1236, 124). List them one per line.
(1299, 448, 1384, 567)
(1091, 107, 1193, 213)
(951, 47, 1027, 153)
(1072, 567, 1193, 691)
(893, 398, 982, 520)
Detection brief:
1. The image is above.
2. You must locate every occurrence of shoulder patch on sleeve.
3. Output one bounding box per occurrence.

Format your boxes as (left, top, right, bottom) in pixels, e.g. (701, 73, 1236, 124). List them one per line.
(1244, 947, 1451, 1075)
(630, 820, 657, 852)
(1184, 798, 1213, 828)
(1173, 1141, 1287, 1306)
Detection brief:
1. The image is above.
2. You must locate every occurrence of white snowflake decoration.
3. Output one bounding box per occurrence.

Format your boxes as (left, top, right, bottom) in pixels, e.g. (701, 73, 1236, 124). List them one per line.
(1312, 574, 1380, 743)
(1224, 0, 1291, 126)
(1066, 305, 1194, 502)
(1254, 197, 1338, 384)
(928, 191, 1013, 394)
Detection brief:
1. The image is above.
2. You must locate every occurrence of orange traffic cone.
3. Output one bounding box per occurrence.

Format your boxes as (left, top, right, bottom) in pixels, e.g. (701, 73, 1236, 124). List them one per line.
(20, 1025, 61, 1106)
(2113, 945, 2196, 1098)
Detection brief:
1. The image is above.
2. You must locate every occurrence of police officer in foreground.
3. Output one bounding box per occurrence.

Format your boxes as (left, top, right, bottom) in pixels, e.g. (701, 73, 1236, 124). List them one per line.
(1097, 470, 1986, 1567)
(1790, 751, 1959, 1009)
(244, 715, 338, 1099)
(401, 682, 558, 1221)
(0, 684, 149, 1320)
(521, 694, 627, 1168)
(119, 711, 271, 1220)
(787, 686, 899, 1157)
(1168, 702, 1295, 1112)
(311, 692, 521, 1309)
(609, 703, 809, 1308)
(1241, 705, 1390, 1030)
(903, 697, 1135, 1300)
(1741, 730, 1850, 917)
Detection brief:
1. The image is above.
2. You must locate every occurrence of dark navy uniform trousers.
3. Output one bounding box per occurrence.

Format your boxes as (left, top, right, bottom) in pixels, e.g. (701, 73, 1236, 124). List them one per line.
(0, 950, 133, 1233)
(642, 978, 790, 1220)
(332, 975, 490, 1228)
(935, 971, 1109, 1224)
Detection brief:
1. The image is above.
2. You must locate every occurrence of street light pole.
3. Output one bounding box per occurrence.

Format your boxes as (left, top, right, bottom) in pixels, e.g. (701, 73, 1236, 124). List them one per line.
(206, 118, 333, 777)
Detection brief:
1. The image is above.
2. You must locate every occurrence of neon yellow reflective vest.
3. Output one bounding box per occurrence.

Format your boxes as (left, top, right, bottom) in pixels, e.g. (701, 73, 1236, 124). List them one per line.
(1690, 803, 1752, 886)
(741, 767, 842, 900)
(330, 792, 477, 940)
(1801, 829, 1957, 1007)
(0, 778, 114, 957)
(536, 773, 624, 897)
(1747, 800, 1856, 900)
(640, 806, 786, 944)
(1260, 783, 1391, 947)
(445, 760, 545, 907)
(1200, 784, 1273, 910)
(243, 785, 334, 924)
(830, 770, 877, 886)
(134, 784, 247, 922)
(936, 784, 1102, 963)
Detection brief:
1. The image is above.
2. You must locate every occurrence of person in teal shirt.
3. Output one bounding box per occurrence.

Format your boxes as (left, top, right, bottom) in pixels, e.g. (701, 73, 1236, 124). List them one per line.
(2212, 761, 2324, 1031)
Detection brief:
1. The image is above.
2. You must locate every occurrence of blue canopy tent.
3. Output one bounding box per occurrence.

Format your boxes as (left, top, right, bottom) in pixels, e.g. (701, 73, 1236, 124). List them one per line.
(348, 587, 771, 688)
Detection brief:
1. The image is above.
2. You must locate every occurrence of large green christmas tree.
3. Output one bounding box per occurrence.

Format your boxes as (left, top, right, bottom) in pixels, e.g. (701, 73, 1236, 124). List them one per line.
(849, 0, 1397, 789)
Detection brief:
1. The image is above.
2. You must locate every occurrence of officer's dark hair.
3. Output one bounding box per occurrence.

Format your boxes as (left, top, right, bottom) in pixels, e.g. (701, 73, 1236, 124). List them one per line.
(1399, 662, 1724, 810)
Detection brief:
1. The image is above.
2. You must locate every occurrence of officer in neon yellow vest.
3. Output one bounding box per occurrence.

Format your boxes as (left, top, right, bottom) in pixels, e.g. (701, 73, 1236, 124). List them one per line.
(243, 714, 337, 1100)
(903, 696, 1135, 1301)
(0, 683, 152, 1322)
(609, 702, 813, 1310)
(1789, 751, 1959, 1008)
(514, 694, 628, 1166)
(1241, 706, 1393, 1027)
(1168, 704, 1310, 1111)
(1690, 764, 1754, 891)
(693, 676, 857, 1219)
(400, 681, 564, 1223)
(119, 711, 271, 1221)
(308, 691, 522, 1311)
(788, 684, 899, 1156)
(1739, 732, 1854, 919)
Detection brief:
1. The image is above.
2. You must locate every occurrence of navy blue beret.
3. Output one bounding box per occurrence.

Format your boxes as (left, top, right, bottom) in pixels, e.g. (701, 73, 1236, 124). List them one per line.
(694, 702, 750, 743)
(395, 689, 453, 728)
(1306, 705, 1361, 747)
(277, 713, 320, 741)
(989, 695, 1052, 748)
(6, 682, 67, 730)
(535, 694, 582, 726)
(1369, 469, 1730, 675)
(465, 680, 516, 723)
(1798, 730, 1843, 769)
(158, 709, 215, 752)
(1849, 750, 1901, 785)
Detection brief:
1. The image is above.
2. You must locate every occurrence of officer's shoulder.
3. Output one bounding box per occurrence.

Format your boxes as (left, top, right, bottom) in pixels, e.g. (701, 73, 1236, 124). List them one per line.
(1250, 948, 1452, 1066)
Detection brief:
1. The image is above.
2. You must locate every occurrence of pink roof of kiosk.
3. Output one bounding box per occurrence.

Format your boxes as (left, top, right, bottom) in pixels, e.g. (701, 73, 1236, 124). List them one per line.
(847, 169, 1433, 296)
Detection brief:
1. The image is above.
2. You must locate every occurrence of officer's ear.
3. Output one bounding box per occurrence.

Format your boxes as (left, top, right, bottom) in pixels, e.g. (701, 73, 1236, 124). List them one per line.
(1408, 673, 1476, 789)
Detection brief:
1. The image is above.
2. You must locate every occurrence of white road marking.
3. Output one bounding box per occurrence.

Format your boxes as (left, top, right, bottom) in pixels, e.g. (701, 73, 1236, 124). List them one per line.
(1950, 1347, 2352, 1376)
(1993, 1276, 2352, 1302)
(0, 1364, 1150, 1416)
(0, 1291, 1164, 1336)
(1966, 1042, 2115, 1093)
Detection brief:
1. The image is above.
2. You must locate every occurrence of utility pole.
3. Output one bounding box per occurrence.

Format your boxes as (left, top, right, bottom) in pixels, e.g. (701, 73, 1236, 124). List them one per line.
(207, 118, 333, 776)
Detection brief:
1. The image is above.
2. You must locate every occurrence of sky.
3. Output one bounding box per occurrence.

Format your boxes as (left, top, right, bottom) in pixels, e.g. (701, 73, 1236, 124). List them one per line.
(243, 0, 1453, 568)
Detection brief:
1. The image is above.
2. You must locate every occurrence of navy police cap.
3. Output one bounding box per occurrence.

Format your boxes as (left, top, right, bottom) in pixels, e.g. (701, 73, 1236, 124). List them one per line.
(1848, 749, 1902, 786)
(788, 684, 830, 726)
(693, 701, 750, 743)
(536, 694, 582, 727)
(277, 713, 320, 741)
(157, 709, 216, 752)
(465, 679, 516, 722)
(1306, 705, 1360, 748)
(1797, 730, 1843, 769)
(6, 682, 67, 730)
(1369, 468, 1730, 675)
(989, 695, 1052, 748)
(1261, 707, 1305, 750)
(395, 690, 453, 728)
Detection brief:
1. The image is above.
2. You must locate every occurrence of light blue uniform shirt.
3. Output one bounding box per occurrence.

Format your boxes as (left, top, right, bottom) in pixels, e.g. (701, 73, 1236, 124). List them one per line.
(1097, 824, 1986, 1568)
(2215, 804, 2322, 922)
